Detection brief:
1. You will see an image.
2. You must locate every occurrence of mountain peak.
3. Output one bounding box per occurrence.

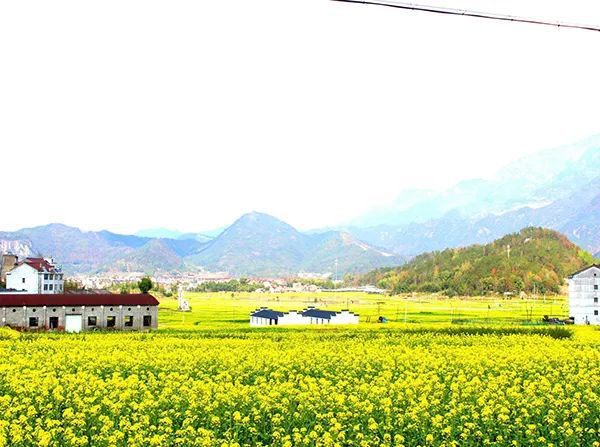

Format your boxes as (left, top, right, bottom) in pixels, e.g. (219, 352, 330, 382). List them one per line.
(230, 212, 297, 232)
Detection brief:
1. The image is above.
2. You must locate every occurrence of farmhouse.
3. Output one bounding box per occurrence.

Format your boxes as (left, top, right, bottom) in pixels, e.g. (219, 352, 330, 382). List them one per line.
(568, 264, 600, 325)
(250, 306, 359, 326)
(0, 293, 159, 332)
(5, 257, 65, 294)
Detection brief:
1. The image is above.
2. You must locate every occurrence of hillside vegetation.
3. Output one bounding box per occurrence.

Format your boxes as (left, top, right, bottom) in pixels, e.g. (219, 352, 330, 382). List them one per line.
(355, 227, 596, 296)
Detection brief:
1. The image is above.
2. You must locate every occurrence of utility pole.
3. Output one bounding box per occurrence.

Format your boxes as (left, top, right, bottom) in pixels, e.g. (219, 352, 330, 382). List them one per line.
(334, 258, 338, 283)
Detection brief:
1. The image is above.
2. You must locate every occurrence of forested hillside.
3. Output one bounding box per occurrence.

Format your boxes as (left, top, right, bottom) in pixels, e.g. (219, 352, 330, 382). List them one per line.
(353, 227, 596, 296)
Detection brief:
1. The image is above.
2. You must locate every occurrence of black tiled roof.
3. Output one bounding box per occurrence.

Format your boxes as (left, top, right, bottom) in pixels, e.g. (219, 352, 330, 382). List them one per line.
(568, 264, 600, 279)
(251, 309, 285, 319)
(302, 308, 338, 319)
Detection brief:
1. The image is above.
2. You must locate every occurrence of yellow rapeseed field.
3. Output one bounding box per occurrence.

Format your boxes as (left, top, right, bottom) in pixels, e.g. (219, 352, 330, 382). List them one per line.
(0, 323, 598, 446)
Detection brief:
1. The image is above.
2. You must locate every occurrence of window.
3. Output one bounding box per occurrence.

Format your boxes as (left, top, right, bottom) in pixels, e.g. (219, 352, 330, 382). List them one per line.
(11, 309, 16, 313)
(22, 278, 25, 284)
(595, 310, 599, 316)
(143, 316, 152, 327)
(52, 308, 56, 312)
(109, 307, 113, 312)
(107, 316, 116, 328)
(595, 298, 598, 303)
(29, 317, 38, 327)
(32, 308, 36, 312)
(49, 284, 53, 291)
(595, 285, 598, 290)
(124, 316, 133, 327)
(44, 274, 48, 280)
(88, 316, 97, 326)
(44, 284, 48, 291)
(127, 307, 131, 311)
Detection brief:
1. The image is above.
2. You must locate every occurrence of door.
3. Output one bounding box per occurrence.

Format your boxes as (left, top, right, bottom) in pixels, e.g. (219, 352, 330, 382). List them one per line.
(65, 315, 82, 333)
(49, 317, 59, 329)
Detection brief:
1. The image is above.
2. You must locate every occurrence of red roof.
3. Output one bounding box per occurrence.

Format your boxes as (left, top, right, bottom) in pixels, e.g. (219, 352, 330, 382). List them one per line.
(20, 258, 57, 273)
(0, 294, 159, 307)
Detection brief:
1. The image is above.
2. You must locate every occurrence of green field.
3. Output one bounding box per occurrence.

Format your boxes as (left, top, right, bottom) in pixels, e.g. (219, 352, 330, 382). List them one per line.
(157, 291, 569, 329)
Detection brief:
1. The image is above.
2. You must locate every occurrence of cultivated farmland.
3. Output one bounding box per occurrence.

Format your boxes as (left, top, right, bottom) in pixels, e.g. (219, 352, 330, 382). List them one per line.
(0, 293, 597, 447)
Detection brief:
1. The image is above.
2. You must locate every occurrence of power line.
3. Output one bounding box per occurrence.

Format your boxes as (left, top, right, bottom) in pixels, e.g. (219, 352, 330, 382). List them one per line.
(331, 0, 600, 33)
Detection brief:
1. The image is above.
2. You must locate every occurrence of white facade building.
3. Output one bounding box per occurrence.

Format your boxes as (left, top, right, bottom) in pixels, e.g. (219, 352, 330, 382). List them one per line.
(5, 258, 64, 294)
(568, 265, 600, 325)
(250, 307, 359, 326)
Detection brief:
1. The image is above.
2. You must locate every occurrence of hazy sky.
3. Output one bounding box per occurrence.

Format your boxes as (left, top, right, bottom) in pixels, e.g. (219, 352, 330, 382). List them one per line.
(1, 0, 599, 234)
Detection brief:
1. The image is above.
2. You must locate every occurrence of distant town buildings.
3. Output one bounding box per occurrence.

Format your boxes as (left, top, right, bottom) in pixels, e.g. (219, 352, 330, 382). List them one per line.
(568, 264, 600, 325)
(4, 257, 65, 294)
(250, 307, 359, 326)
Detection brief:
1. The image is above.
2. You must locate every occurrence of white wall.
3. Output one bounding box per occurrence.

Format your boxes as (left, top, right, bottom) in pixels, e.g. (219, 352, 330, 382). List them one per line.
(330, 310, 359, 325)
(6, 265, 64, 294)
(6, 264, 40, 293)
(278, 311, 305, 325)
(41, 272, 64, 294)
(250, 316, 275, 326)
(569, 266, 600, 325)
(250, 310, 360, 326)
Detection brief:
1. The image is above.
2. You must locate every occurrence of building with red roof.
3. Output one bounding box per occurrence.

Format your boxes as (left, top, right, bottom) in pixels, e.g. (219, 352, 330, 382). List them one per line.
(5, 257, 65, 294)
(0, 293, 159, 332)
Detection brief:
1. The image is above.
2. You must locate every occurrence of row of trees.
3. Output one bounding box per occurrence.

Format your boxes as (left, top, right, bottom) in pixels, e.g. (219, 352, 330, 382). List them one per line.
(191, 278, 261, 293)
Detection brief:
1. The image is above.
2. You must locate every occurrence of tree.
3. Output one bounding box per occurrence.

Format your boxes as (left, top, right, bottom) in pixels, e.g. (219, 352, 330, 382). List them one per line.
(138, 277, 153, 294)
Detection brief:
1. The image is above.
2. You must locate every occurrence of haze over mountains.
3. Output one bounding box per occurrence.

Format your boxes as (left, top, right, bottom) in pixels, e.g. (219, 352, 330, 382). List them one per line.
(0, 135, 598, 276)
(344, 135, 600, 258)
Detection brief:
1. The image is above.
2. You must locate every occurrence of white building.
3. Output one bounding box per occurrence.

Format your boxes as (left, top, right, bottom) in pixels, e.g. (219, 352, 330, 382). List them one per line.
(250, 307, 359, 326)
(568, 265, 600, 325)
(250, 308, 285, 326)
(5, 258, 65, 294)
(301, 307, 360, 325)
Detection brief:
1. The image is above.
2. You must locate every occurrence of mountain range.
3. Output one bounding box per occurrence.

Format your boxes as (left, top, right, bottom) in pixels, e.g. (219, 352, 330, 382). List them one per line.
(0, 135, 598, 277)
(0, 213, 401, 276)
(343, 135, 600, 258)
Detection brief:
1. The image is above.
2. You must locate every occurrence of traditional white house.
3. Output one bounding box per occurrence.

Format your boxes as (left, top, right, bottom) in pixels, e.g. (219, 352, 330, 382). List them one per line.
(250, 307, 359, 326)
(5, 258, 65, 294)
(301, 307, 360, 324)
(250, 308, 285, 326)
(568, 264, 600, 325)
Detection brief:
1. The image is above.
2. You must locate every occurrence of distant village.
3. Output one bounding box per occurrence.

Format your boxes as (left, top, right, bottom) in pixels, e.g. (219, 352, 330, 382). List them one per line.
(0, 254, 158, 333)
(68, 271, 386, 295)
(0, 253, 598, 329)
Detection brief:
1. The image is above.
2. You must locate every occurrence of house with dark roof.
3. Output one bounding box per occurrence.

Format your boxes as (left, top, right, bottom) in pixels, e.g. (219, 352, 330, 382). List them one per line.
(250, 306, 359, 326)
(301, 307, 359, 325)
(250, 308, 285, 326)
(568, 264, 600, 325)
(5, 257, 64, 294)
(0, 293, 159, 332)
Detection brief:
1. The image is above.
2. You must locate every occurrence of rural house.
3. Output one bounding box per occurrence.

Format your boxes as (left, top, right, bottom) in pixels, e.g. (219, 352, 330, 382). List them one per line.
(250, 306, 359, 326)
(0, 293, 159, 332)
(5, 257, 65, 294)
(569, 265, 600, 325)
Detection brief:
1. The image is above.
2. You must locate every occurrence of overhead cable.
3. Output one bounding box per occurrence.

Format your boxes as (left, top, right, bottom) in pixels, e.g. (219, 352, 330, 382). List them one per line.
(331, 0, 600, 33)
